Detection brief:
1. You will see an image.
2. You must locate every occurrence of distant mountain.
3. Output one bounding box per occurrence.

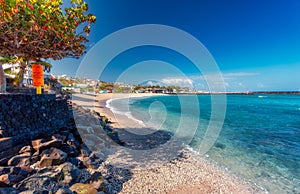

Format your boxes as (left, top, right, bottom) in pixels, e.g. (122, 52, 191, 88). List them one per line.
(140, 80, 167, 87)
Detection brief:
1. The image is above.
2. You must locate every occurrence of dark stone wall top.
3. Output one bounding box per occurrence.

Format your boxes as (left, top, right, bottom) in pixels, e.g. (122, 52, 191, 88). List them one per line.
(0, 94, 69, 144)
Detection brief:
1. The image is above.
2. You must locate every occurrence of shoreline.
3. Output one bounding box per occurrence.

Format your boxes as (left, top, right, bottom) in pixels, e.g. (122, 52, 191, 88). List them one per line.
(71, 93, 264, 194)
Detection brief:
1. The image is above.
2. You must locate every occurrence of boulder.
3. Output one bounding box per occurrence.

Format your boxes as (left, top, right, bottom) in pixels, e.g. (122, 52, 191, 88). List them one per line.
(60, 144, 79, 157)
(0, 166, 32, 186)
(15, 176, 60, 193)
(31, 139, 45, 150)
(52, 134, 66, 142)
(39, 148, 67, 168)
(79, 144, 91, 157)
(66, 133, 80, 148)
(19, 145, 34, 154)
(32, 136, 65, 153)
(55, 162, 82, 185)
(15, 168, 61, 193)
(78, 168, 92, 184)
(0, 167, 10, 175)
(37, 139, 64, 153)
(8, 152, 31, 167)
(89, 172, 106, 191)
(0, 187, 19, 194)
(19, 190, 50, 194)
(0, 144, 27, 166)
(67, 157, 83, 168)
(30, 151, 40, 165)
(69, 183, 97, 194)
(0, 174, 23, 186)
(18, 166, 32, 177)
(77, 156, 100, 169)
(55, 188, 73, 194)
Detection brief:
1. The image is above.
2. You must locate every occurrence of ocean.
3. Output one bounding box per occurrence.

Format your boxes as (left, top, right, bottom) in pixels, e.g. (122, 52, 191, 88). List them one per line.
(107, 94, 300, 193)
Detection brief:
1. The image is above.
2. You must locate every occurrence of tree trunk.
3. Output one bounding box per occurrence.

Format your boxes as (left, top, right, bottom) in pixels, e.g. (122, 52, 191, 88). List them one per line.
(18, 64, 25, 87)
(19, 60, 29, 87)
(0, 63, 7, 93)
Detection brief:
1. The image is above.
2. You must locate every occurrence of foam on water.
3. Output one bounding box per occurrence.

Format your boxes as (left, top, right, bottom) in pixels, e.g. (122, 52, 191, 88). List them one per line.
(110, 94, 300, 193)
(258, 95, 268, 98)
(106, 97, 146, 126)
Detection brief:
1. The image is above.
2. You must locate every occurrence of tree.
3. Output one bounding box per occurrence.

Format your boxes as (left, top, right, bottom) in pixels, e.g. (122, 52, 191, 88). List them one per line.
(0, 0, 96, 93)
(0, 56, 21, 92)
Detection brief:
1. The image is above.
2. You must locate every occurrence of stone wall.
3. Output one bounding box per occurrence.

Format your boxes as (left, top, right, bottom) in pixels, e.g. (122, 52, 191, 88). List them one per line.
(0, 94, 70, 146)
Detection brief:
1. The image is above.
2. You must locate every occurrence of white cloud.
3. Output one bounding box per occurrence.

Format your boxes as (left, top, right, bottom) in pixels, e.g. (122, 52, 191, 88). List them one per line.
(223, 72, 260, 77)
(146, 81, 157, 86)
(161, 77, 193, 87)
(160, 71, 260, 91)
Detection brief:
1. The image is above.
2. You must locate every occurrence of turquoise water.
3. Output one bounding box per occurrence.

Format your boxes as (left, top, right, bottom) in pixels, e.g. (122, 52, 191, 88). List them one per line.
(109, 95, 300, 193)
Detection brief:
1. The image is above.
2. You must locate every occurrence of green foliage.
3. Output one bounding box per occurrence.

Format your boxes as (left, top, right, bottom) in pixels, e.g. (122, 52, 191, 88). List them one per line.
(0, 56, 19, 64)
(58, 172, 65, 182)
(29, 61, 52, 68)
(0, 0, 96, 61)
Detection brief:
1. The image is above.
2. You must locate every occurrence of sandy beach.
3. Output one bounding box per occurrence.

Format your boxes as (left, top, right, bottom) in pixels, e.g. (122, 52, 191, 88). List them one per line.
(71, 93, 264, 194)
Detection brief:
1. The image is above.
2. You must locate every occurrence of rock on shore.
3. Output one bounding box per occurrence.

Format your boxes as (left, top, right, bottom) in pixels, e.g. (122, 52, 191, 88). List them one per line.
(0, 102, 116, 193)
(0, 97, 264, 194)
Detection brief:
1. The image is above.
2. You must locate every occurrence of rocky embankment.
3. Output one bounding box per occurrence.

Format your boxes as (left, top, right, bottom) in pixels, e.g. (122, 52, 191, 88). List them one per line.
(0, 101, 124, 194)
(0, 96, 265, 194)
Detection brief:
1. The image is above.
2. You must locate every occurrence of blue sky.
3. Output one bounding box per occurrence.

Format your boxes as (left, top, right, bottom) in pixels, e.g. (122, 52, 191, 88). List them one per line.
(51, 0, 300, 91)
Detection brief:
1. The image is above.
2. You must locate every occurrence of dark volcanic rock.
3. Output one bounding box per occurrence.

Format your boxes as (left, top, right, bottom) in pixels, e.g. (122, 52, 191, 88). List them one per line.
(88, 172, 106, 191)
(31, 139, 45, 151)
(52, 134, 67, 142)
(0, 98, 117, 193)
(0, 173, 24, 186)
(55, 162, 82, 186)
(39, 148, 67, 168)
(69, 183, 97, 194)
(77, 156, 101, 170)
(55, 188, 73, 194)
(0, 167, 10, 175)
(8, 152, 31, 167)
(0, 166, 32, 187)
(79, 144, 92, 157)
(30, 151, 40, 165)
(66, 133, 80, 148)
(67, 157, 83, 168)
(16, 176, 61, 193)
(15, 168, 62, 193)
(60, 144, 79, 157)
(0, 187, 19, 194)
(19, 145, 34, 154)
(37, 139, 64, 153)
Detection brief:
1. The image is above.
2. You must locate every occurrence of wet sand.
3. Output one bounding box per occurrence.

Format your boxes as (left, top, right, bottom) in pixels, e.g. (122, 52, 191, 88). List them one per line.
(71, 93, 264, 194)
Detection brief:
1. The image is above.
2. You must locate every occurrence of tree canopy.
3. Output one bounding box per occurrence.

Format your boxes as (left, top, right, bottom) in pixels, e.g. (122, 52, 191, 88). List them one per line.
(0, 0, 96, 61)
